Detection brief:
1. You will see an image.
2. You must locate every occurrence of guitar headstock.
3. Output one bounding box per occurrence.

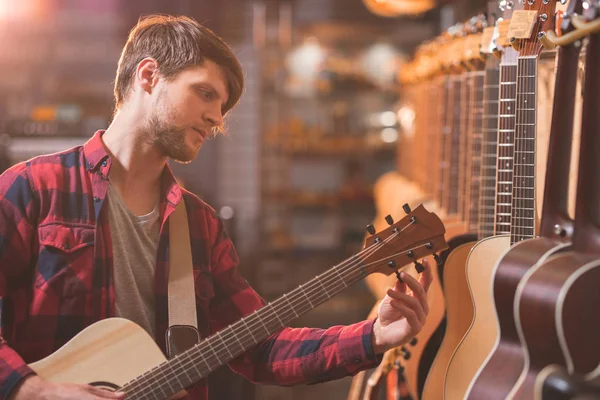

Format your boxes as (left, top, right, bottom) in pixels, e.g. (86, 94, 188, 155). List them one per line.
(508, 0, 564, 56)
(361, 204, 447, 276)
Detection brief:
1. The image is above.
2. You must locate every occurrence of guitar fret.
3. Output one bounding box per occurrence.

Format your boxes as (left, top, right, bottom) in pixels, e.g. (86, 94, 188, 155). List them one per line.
(282, 293, 298, 318)
(298, 285, 313, 308)
(217, 331, 234, 359)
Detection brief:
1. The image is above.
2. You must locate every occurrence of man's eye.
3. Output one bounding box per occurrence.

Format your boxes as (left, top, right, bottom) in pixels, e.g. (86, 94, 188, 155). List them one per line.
(201, 90, 214, 100)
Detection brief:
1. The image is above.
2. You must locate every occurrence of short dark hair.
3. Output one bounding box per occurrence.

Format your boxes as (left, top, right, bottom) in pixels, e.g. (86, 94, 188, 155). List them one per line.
(114, 14, 244, 115)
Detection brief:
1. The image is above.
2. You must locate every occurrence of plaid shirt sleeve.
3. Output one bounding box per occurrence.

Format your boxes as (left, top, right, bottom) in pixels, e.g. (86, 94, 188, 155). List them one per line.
(207, 217, 381, 385)
(0, 163, 37, 399)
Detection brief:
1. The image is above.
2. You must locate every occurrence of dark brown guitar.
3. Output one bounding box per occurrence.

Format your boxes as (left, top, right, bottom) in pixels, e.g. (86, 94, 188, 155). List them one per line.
(512, 3, 600, 399)
(465, 0, 564, 398)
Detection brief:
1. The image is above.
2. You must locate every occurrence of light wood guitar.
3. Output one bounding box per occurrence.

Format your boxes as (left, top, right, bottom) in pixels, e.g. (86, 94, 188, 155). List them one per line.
(420, 14, 488, 400)
(442, 2, 521, 398)
(28, 206, 448, 400)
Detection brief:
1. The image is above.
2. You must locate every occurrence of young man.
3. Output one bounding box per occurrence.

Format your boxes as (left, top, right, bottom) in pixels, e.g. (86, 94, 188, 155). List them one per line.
(1, 15, 431, 400)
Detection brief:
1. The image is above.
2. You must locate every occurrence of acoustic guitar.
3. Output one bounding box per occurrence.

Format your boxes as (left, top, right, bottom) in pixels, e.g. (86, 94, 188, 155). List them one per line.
(360, 42, 455, 400)
(443, 1, 522, 398)
(28, 206, 447, 399)
(465, 0, 568, 398)
(421, 13, 489, 400)
(511, 4, 600, 399)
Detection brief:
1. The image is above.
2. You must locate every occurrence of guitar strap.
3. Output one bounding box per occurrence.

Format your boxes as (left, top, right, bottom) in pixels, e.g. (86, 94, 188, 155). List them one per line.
(166, 198, 200, 359)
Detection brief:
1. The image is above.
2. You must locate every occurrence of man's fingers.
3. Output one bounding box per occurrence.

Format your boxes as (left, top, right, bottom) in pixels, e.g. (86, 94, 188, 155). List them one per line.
(419, 258, 434, 293)
(388, 291, 426, 323)
(389, 301, 422, 331)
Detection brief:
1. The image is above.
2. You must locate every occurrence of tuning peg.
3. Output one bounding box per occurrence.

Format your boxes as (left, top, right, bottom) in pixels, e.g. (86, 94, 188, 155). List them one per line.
(410, 338, 418, 346)
(402, 204, 412, 214)
(388, 260, 397, 269)
(401, 346, 411, 360)
(433, 253, 442, 266)
(393, 360, 405, 373)
(366, 224, 375, 235)
(414, 261, 425, 273)
(385, 215, 394, 225)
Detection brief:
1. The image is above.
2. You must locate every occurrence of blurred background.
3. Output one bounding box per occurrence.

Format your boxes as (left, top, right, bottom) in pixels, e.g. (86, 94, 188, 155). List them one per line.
(0, 0, 488, 398)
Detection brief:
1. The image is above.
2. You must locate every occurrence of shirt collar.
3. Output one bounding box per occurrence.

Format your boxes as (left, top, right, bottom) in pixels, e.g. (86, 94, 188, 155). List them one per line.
(83, 130, 183, 206)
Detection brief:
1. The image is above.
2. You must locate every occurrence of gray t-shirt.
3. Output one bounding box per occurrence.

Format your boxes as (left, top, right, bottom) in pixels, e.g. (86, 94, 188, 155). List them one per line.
(107, 183, 160, 338)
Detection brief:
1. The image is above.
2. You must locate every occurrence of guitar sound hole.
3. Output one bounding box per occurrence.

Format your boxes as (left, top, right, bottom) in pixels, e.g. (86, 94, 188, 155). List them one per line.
(89, 381, 121, 391)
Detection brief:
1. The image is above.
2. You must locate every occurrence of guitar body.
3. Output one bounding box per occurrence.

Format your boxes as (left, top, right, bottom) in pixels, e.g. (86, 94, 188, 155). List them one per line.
(511, 252, 600, 400)
(396, 253, 446, 400)
(421, 241, 475, 400)
(466, 238, 569, 399)
(28, 318, 184, 396)
(401, 222, 468, 400)
(368, 171, 449, 400)
(444, 234, 511, 399)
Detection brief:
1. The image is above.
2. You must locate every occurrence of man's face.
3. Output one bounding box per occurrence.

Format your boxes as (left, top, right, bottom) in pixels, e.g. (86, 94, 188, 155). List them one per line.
(144, 59, 229, 163)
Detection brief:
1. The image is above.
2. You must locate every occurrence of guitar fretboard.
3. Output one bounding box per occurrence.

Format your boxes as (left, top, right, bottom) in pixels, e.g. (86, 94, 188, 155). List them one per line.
(494, 63, 518, 235)
(446, 75, 464, 215)
(467, 71, 486, 233)
(437, 77, 452, 207)
(510, 56, 537, 244)
(121, 257, 367, 399)
(478, 62, 500, 238)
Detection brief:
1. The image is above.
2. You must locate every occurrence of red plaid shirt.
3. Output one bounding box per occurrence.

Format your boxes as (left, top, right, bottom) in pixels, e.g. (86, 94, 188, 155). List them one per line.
(0, 131, 380, 399)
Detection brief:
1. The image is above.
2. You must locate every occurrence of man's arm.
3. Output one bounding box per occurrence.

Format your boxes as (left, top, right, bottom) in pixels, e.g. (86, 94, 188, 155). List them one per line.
(207, 217, 383, 386)
(0, 163, 38, 400)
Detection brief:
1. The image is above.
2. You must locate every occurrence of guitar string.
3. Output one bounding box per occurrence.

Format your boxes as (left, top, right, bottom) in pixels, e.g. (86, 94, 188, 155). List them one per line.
(124, 228, 407, 399)
(124, 220, 431, 398)
(122, 222, 410, 396)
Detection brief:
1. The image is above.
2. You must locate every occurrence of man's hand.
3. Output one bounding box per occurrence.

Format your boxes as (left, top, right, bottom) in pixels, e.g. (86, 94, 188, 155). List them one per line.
(10, 375, 126, 400)
(371, 258, 433, 354)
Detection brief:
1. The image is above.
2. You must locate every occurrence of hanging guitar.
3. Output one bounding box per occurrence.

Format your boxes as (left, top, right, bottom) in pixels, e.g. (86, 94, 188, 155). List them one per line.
(466, 0, 573, 397)
(444, 1, 523, 396)
(421, 12, 489, 400)
(512, 2, 600, 399)
(28, 205, 447, 399)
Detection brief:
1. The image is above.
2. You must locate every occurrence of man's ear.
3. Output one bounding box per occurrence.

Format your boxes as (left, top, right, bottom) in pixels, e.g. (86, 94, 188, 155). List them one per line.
(136, 58, 160, 95)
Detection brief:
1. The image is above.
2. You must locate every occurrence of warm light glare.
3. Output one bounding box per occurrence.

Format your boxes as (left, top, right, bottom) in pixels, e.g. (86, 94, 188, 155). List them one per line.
(397, 106, 416, 137)
(380, 111, 398, 127)
(286, 38, 326, 82)
(220, 206, 235, 220)
(381, 128, 399, 143)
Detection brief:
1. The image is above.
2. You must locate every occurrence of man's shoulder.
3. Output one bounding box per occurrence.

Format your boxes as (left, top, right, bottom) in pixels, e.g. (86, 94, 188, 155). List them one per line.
(180, 188, 220, 223)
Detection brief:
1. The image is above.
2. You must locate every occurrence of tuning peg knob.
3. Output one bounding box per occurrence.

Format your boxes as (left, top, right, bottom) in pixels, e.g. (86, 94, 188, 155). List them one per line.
(366, 224, 375, 235)
(402, 204, 411, 214)
(385, 215, 394, 225)
(410, 337, 418, 346)
(401, 346, 411, 360)
(414, 261, 425, 273)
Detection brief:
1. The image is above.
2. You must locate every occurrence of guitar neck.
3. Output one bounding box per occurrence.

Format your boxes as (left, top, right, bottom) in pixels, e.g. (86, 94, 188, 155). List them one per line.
(466, 70, 486, 233)
(494, 62, 518, 235)
(573, 31, 600, 252)
(122, 257, 370, 398)
(538, 39, 581, 239)
(478, 58, 500, 238)
(510, 56, 538, 244)
(445, 74, 464, 216)
(117, 205, 447, 399)
(458, 72, 473, 221)
(437, 76, 452, 209)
